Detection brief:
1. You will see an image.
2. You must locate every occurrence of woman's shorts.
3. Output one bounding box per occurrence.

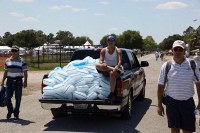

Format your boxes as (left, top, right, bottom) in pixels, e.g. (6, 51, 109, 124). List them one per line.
(96, 65, 124, 77)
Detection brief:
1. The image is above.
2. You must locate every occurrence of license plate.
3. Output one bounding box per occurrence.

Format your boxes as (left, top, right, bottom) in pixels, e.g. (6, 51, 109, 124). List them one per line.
(74, 104, 88, 109)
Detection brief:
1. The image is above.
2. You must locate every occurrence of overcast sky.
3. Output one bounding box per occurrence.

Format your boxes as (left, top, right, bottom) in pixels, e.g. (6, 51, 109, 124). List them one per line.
(0, 0, 200, 45)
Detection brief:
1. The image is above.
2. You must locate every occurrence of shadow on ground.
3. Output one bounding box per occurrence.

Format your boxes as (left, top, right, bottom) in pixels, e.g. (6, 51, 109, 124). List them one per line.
(0, 118, 35, 126)
(44, 98, 152, 133)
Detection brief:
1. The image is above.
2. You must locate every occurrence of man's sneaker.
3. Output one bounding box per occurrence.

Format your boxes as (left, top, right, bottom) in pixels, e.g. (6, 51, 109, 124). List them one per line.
(7, 113, 12, 119)
(14, 114, 19, 120)
(106, 92, 115, 102)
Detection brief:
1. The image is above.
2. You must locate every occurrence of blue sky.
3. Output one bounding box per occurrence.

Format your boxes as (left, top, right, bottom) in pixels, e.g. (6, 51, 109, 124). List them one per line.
(0, 0, 200, 45)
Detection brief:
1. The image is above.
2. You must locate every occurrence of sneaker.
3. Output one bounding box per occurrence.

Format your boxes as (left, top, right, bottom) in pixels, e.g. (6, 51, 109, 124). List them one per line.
(14, 114, 19, 120)
(7, 113, 12, 119)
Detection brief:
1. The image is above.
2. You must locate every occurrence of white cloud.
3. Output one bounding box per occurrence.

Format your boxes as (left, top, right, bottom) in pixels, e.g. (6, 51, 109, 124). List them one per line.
(13, 0, 34, 3)
(20, 17, 39, 23)
(9, 12, 24, 17)
(94, 13, 106, 16)
(108, 27, 119, 31)
(48, 4, 72, 10)
(156, 2, 188, 10)
(48, 4, 87, 13)
(99, 1, 109, 5)
(71, 8, 87, 13)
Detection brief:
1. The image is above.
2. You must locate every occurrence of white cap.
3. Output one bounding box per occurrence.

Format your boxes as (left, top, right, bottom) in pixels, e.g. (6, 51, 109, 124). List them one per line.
(172, 40, 186, 49)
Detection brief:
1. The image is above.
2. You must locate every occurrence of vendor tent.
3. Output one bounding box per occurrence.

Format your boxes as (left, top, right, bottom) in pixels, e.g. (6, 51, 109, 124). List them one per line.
(83, 41, 94, 48)
(0, 46, 11, 54)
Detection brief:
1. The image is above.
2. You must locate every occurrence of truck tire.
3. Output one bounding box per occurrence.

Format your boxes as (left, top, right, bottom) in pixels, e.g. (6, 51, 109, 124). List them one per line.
(136, 85, 145, 101)
(121, 92, 132, 119)
(51, 108, 63, 118)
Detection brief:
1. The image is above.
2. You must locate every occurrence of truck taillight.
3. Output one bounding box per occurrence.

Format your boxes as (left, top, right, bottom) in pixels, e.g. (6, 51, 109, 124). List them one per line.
(117, 81, 123, 97)
(41, 81, 47, 94)
(117, 79, 130, 97)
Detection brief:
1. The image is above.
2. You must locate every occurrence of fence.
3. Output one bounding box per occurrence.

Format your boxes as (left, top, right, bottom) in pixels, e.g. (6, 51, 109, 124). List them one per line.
(0, 46, 75, 69)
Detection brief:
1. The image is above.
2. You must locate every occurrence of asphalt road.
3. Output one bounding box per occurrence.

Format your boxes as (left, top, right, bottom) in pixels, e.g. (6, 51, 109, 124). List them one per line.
(0, 54, 199, 133)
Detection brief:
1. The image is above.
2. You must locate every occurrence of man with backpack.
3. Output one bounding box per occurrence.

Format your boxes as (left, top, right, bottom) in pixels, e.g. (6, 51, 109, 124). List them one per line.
(157, 40, 200, 133)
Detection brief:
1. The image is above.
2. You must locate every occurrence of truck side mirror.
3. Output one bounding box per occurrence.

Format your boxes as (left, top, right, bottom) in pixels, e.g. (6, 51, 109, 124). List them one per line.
(140, 61, 149, 67)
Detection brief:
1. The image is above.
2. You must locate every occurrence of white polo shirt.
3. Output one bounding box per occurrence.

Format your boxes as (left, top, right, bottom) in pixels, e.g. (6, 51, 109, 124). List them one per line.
(158, 58, 200, 100)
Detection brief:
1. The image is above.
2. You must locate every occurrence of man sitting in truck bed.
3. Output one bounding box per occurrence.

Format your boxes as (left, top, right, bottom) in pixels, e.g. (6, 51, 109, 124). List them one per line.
(96, 35, 123, 101)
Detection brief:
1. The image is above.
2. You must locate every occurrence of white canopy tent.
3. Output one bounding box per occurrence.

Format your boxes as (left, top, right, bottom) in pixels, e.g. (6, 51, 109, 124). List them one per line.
(0, 46, 11, 50)
(83, 41, 94, 48)
(0, 46, 11, 54)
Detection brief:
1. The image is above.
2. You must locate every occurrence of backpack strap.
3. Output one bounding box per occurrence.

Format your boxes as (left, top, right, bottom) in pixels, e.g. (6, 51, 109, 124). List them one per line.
(190, 60, 199, 81)
(164, 61, 172, 85)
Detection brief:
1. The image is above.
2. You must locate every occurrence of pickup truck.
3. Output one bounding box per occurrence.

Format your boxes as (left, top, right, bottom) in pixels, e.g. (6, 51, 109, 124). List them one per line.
(39, 48, 149, 119)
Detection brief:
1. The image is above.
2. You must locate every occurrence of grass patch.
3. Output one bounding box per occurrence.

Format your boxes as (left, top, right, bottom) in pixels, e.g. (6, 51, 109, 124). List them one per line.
(0, 62, 69, 71)
(164, 55, 172, 61)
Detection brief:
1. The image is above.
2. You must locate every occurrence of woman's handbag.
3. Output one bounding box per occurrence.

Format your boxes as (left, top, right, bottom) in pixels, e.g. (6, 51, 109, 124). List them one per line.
(0, 85, 6, 107)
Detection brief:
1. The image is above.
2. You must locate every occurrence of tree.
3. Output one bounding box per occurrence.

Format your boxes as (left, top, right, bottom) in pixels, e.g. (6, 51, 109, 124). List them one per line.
(74, 36, 93, 46)
(159, 34, 183, 50)
(2, 32, 14, 47)
(55, 31, 74, 46)
(143, 36, 157, 51)
(47, 33, 54, 44)
(118, 30, 143, 49)
(183, 26, 200, 50)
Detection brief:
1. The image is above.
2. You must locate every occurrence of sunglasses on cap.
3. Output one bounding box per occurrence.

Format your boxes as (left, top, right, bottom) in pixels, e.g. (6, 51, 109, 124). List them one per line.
(11, 49, 18, 52)
(107, 39, 115, 42)
(173, 47, 184, 52)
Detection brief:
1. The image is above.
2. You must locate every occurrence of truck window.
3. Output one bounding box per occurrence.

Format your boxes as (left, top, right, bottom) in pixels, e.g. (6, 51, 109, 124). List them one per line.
(121, 50, 131, 70)
(127, 51, 138, 68)
(71, 50, 100, 61)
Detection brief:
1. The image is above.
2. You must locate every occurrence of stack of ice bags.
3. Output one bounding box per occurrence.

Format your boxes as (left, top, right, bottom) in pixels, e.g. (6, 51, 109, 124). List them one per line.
(42, 56, 111, 100)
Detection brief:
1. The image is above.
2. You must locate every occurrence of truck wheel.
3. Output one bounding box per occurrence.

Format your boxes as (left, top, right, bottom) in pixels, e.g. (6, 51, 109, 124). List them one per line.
(51, 109, 63, 118)
(136, 86, 145, 101)
(121, 92, 132, 119)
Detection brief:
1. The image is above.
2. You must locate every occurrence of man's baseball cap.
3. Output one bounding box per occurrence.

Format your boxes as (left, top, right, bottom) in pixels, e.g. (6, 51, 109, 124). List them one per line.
(172, 40, 186, 49)
(107, 35, 116, 41)
(11, 45, 19, 51)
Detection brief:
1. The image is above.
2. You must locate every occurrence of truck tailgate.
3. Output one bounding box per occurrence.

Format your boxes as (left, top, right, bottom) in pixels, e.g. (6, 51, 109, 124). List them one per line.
(39, 98, 120, 105)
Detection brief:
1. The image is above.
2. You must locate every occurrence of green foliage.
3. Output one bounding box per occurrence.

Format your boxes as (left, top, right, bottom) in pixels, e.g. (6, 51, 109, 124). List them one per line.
(118, 30, 143, 49)
(143, 36, 157, 51)
(99, 31, 144, 49)
(0, 29, 93, 48)
(159, 34, 183, 50)
(159, 26, 200, 51)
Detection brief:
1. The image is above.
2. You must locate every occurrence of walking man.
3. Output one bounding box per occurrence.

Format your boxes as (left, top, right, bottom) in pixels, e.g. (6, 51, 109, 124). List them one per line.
(1, 45, 28, 120)
(157, 40, 200, 133)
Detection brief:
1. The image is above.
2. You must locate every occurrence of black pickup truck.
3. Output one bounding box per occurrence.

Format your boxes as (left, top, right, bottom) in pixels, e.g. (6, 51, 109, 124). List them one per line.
(39, 48, 149, 119)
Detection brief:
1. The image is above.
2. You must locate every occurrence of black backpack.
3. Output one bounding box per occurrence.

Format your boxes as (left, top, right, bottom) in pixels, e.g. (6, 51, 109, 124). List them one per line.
(164, 60, 198, 85)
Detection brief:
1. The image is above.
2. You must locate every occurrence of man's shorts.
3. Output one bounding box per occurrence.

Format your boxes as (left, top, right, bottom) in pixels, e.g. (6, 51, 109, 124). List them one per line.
(165, 95, 196, 132)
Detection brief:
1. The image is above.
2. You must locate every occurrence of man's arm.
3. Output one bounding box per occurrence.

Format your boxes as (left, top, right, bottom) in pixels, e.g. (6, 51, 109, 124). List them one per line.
(195, 82, 200, 109)
(115, 48, 122, 69)
(99, 49, 105, 64)
(1, 70, 7, 86)
(23, 70, 28, 88)
(157, 84, 165, 116)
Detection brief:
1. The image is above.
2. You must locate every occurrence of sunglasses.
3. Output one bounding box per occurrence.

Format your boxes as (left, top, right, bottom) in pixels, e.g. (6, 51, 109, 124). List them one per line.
(107, 39, 114, 42)
(11, 49, 18, 52)
(173, 48, 184, 52)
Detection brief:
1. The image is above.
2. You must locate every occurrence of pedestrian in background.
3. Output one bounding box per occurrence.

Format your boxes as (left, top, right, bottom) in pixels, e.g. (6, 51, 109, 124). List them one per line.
(157, 40, 200, 133)
(193, 51, 200, 71)
(155, 51, 159, 61)
(159, 51, 164, 61)
(1, 45, 28, 120)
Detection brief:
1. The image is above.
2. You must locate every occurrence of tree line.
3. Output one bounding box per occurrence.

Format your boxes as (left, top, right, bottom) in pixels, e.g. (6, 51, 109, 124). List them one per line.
(0, 25, 199, 51)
